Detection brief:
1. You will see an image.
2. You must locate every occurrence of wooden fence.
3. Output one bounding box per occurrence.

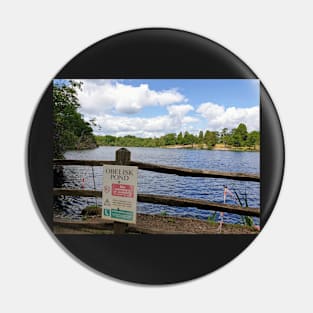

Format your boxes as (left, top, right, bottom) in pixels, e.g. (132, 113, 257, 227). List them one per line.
(53, 148, 260, 233)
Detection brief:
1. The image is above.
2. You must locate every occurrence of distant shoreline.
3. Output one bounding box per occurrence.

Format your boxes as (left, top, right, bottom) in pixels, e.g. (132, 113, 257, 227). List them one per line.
(161, 143, 260, 152)
(93, 143, 260, 152)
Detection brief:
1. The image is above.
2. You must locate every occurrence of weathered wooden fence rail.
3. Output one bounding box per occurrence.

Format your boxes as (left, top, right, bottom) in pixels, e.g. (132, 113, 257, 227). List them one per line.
(53, 188, 260, 217)
(53, 160, 260, 182)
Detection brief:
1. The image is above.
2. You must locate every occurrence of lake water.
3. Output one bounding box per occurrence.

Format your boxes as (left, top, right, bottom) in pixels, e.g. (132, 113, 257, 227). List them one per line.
(54, 146, 260, 225)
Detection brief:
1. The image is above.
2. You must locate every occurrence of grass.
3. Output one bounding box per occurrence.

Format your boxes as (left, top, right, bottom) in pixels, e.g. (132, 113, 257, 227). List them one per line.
(159, 210, 168, 217)
(81, 205, 101, 216)
(232, 190, 255, 227)
(207, 211, 218, 222)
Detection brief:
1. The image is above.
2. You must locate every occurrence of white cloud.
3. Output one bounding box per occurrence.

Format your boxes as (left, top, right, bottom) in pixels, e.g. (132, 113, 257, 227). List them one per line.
(73, 80, 258, 136)
(87, 104, 198, 137)
(77, 80, 186, 115)
(196, 102, 259, 131)
(167, 104, 194, 117)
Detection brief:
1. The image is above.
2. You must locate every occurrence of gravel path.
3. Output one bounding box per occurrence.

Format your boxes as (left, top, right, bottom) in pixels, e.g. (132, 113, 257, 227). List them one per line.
(54, 213, 259, 234)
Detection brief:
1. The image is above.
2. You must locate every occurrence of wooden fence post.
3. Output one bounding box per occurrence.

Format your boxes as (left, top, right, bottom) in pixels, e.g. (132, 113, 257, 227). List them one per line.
(115, 147, 131, 165)
(113, 148, 131, 234)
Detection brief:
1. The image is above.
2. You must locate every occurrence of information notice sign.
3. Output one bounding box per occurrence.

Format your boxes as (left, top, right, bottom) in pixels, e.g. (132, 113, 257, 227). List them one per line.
(102, 165, 138, 224)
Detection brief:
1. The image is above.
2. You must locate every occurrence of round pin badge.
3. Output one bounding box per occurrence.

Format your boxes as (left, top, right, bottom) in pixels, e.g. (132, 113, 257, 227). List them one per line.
(28, 28, 284, 284)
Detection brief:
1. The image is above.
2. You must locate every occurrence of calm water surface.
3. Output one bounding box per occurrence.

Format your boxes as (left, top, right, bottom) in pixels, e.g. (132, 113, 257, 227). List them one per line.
(54, 147, 260, 225)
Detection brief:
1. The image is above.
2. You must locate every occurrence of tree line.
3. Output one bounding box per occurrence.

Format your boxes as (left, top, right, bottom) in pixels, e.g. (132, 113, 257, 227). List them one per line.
(96, 123, 260, 149)
(53, 80, 97, 158)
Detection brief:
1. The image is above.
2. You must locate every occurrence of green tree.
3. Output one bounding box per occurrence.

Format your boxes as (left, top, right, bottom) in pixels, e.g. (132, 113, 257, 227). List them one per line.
(183, 131, 192, 144)
(247, 131, 260, 149)
(53, 80, 96, 158)
(229, 128, 238, 147)
(231, 123, 248, 147)
(163, 133, 176, 145)
(198, 130, 204, 144)
(220, 128, 228, 146)
(182, 131, 196, 145)
(237, 123, 248, 145)
(204, 130, 218, 148)
(177, 132, 183, 144)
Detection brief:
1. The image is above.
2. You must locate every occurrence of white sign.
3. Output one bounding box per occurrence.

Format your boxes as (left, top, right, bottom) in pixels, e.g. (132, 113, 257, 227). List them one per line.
(102, 165, 138, 224)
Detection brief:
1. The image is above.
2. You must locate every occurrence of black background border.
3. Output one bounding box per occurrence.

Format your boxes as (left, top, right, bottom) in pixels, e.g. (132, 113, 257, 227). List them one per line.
(27, 28, 284, 284)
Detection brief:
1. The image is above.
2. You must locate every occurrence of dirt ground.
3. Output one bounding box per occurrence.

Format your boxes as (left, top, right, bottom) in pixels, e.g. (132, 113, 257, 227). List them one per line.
(54, 213, 259, 235)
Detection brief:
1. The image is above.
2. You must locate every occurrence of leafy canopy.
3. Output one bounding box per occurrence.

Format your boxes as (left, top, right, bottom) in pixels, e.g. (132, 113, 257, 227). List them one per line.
(53, 80, 96, 158)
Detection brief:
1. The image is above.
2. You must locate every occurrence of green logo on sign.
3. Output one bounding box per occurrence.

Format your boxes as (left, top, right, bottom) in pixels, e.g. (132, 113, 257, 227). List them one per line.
(111, 209, 133, 221)
(103, 208, 111, 216)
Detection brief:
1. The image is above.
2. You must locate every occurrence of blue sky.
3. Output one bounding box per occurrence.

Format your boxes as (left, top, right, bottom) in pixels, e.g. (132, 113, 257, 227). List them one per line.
(122, 79, 259, 110)
(54, 79, 259, 137)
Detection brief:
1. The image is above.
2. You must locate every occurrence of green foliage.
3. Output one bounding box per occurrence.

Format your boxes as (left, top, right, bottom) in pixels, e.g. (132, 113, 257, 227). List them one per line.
(183, 131, 195, 145)
(53, 80, 96, 158)
(162, 133, 176, 145)
(96, 135, 157, 147)
(220, 128, 229, 146)
(207, 211, 218, 222)
(177, 131, 183, 144)
(95, 123, 260, 150)
(81, 205, 101, 216)
(198, 130, 204, 143)
(231, 123, 248, 147)
(204, 130, 218, 148)
(233, 190, 255, 227)
(247, 131, 260, 148)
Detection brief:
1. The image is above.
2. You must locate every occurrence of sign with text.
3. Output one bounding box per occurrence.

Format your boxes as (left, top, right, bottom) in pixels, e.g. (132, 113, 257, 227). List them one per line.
(102, 165, 138, 224)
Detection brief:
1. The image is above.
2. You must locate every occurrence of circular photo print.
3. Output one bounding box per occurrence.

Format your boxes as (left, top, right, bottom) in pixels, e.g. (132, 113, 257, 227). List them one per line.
(28, 28, 284, 284)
